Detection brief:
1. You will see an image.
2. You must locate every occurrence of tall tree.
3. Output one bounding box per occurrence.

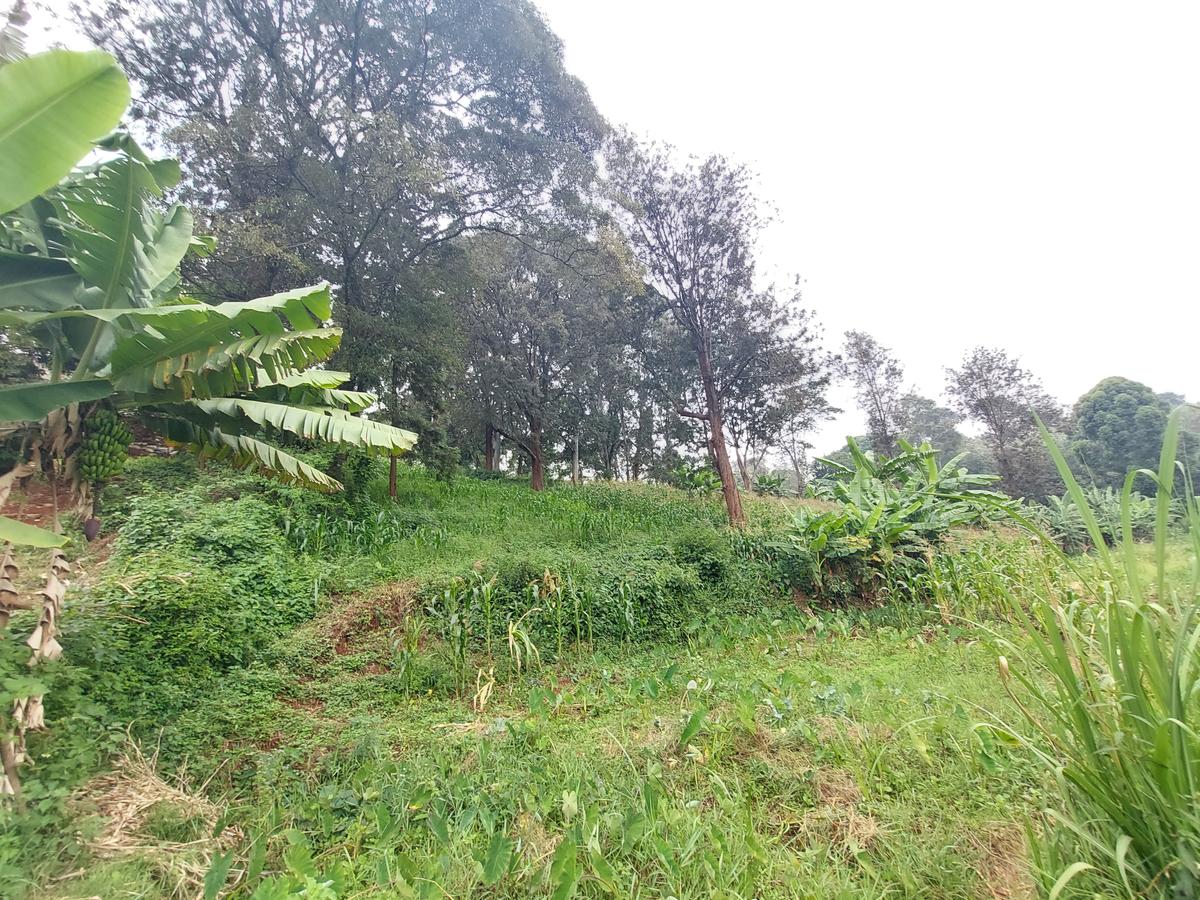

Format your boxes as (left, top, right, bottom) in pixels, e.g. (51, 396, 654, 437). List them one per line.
(610, 140, 783, 525)
(1069, 377, 1172, 488)
(839, 330, 905, 457)
(721, 295, 834, 490)
(462, 233, 631, 490)
(896, 393, 964, 460)
(945, 347, 1063, 499)
(75, 0, 608, 430)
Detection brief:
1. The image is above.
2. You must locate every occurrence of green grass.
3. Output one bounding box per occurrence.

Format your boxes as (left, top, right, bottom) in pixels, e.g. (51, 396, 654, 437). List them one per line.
(11, 454, 1189, 898)
(49, 611, 1045, 899)
(984, 415, 1200, 897)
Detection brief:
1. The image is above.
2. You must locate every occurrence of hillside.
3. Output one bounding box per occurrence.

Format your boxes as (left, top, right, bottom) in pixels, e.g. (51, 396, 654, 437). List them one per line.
(0, 453, 1054, 898)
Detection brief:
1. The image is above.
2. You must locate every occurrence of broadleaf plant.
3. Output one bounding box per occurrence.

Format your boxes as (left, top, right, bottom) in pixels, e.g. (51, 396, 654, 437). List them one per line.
(0, 46, 417, 804)
(0, 47, 417, 538)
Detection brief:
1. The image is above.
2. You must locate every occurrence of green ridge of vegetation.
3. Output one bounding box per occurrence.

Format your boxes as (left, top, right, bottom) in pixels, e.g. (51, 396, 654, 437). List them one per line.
(3, 453, 1068, 899)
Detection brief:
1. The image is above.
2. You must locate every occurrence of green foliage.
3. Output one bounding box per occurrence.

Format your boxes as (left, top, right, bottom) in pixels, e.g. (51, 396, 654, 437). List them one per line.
(8, 447, 1177, 898)
(752, 472, 787, 496)
(0, 49, 129, 210)
(1033, 485, 1158, 554)
(672, 462, 721, 495)
(792, 439, 1010, 602)
(69, 474, 322, 723)
(671, 526, 731, 583)
(0, 49, 416, 526)
(990, 406, 1200, 897)
(1069, 376, 1173, 489)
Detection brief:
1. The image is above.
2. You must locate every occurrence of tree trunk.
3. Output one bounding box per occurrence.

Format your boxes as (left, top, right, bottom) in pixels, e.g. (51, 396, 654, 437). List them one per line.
(734, 443, 752, 491)
(632, 399, 653, 481)
(529, 430, 545, 491)
(994, 442, 1017, 495)
(571, 431, 580, 486)
(697, 348, 745, 526)
(484, 423, 496, 472)
(388, 455, 397, 498)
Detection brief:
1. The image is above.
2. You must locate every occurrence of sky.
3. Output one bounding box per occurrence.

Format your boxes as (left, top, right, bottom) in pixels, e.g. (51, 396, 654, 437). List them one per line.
(535, 0, 1200, 453)
(23, 1, 1199, 455)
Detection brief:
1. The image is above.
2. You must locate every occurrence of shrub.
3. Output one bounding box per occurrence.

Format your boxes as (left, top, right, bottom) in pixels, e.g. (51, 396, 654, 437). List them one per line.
(1033, 485, 1158, 553)
(787, 439, 1011, 603)
(671, 526, 731, 583)
(69, 480, 321, 722)
(753, 472, 787, 496)
(672, 462, 721, 495)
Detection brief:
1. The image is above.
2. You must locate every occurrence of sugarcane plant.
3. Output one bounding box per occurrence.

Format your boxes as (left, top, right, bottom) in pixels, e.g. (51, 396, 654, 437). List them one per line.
(0, 46, 417, 801)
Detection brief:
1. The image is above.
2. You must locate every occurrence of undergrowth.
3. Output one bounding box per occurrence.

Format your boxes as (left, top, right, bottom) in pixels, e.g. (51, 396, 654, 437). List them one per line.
(0, 451, 1144, 898)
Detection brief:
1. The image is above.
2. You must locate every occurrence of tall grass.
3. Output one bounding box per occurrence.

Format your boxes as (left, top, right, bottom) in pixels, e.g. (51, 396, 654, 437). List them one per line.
(993, 407, 1200, 897)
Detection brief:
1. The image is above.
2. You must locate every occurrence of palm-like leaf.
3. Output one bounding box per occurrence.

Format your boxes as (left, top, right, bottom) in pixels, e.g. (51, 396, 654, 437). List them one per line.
(163, 397, 416, 454)
(0, 250, 83, 310)
(56, 155, 167, 307)
(0, 50, 129, 212)
(0, 515, 65, 547)
(114, 328, 343, 397)
(106, 284, 332, 376)
(249, 370, 376, 413)
(0, 378, 112, 423)
(151, 418, 342, 492)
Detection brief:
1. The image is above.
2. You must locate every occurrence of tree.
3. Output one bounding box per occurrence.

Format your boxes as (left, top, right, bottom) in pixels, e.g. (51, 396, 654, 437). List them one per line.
(462, 232, 631, 490)
(1069, 377, 1172, 488)
(779, 427, 814, 494)
(75, 0, 608, 430)
(896, 393, 964, 460)
(839, 330, 905, 457)
(610, 140, 783, 526)
(721, 294, 834, 490)
(945, 347, 1063, 499)
(0, 48, 416, 802)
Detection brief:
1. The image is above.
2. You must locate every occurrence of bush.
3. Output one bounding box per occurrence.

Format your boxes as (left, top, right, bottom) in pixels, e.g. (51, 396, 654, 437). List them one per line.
(69, 480, 321, 722)
(671, 526, 731, 583)
(788, 439, 1011, 603)
(1032, 485, 1157, 553)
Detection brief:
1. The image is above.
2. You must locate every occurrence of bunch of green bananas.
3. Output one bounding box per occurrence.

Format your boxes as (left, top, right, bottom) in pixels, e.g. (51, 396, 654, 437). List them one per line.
(78, 409, 134, 483)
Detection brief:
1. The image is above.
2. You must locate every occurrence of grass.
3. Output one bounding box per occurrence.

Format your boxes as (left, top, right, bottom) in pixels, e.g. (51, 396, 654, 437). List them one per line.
(6, 452, 1194, 898)
(983, 414, 1200, 897)
(48, 609, 1045, 899)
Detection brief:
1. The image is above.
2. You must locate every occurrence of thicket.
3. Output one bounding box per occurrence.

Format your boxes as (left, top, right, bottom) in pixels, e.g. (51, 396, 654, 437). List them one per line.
(771, 440, 1011, 603)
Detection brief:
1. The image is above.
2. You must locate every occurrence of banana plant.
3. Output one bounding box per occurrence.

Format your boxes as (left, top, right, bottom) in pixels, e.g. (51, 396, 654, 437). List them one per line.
(0, 48, 417, 545)
(0, 45, 418, 802)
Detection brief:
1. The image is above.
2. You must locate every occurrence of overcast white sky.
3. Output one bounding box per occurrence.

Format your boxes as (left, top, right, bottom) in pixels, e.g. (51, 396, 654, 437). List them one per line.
(28, 1, 1199, 454)
(536, 0, 1200, 453)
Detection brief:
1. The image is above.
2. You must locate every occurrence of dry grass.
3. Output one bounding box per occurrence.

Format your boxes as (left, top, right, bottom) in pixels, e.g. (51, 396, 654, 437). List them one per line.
(513, 809, 561, 865)
(968, 823, 1035, 900)
(68, 740, 241, 899)
(327, 579, 418, 654)
(814, 768, 863, 807)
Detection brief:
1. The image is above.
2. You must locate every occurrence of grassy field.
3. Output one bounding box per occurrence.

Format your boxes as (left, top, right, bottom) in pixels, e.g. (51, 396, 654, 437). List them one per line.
(5, 455, 1191, 899)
